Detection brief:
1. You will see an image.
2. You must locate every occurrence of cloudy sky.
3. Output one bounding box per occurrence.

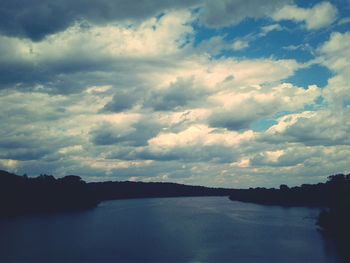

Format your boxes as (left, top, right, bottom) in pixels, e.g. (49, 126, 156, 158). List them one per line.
(0, 0, 349, 187)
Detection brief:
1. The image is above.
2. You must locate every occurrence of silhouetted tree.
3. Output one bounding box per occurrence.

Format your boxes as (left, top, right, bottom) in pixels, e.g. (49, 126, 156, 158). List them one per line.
(279, 184, 289, 191)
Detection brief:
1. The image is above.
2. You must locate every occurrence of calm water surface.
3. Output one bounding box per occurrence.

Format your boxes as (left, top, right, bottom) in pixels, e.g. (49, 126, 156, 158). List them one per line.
(0, 197, 345, 262)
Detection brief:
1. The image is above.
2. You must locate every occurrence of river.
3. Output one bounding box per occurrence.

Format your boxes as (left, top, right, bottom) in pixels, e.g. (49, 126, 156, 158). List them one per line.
(0, 197, 345, 262)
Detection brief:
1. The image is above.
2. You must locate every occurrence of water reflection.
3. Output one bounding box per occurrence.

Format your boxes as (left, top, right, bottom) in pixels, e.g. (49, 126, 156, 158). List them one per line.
(0, 197, 345, 262)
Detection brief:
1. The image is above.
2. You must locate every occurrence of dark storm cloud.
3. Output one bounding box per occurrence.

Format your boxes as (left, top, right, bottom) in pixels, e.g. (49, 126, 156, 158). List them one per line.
(200, 0, 291, 28)
(0, 138, 37, 150)
(208, 112, 254, 130)
(99, 76, 207, 114)
(0, 128, 82, 161)
(90, 120, 162, 147)
(144, 78, 205, 111)
(0, 0, 200, 41)
(0, 52, 161, 93)
(0, 148, 50, 161)
(103, 91, 139, 113)
(208, 106, 268, 131)
(0, 53, 114, 93)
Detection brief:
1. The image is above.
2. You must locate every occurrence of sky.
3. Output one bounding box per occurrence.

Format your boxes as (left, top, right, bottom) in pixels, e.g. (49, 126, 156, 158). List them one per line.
(0, 0, 350, 188)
